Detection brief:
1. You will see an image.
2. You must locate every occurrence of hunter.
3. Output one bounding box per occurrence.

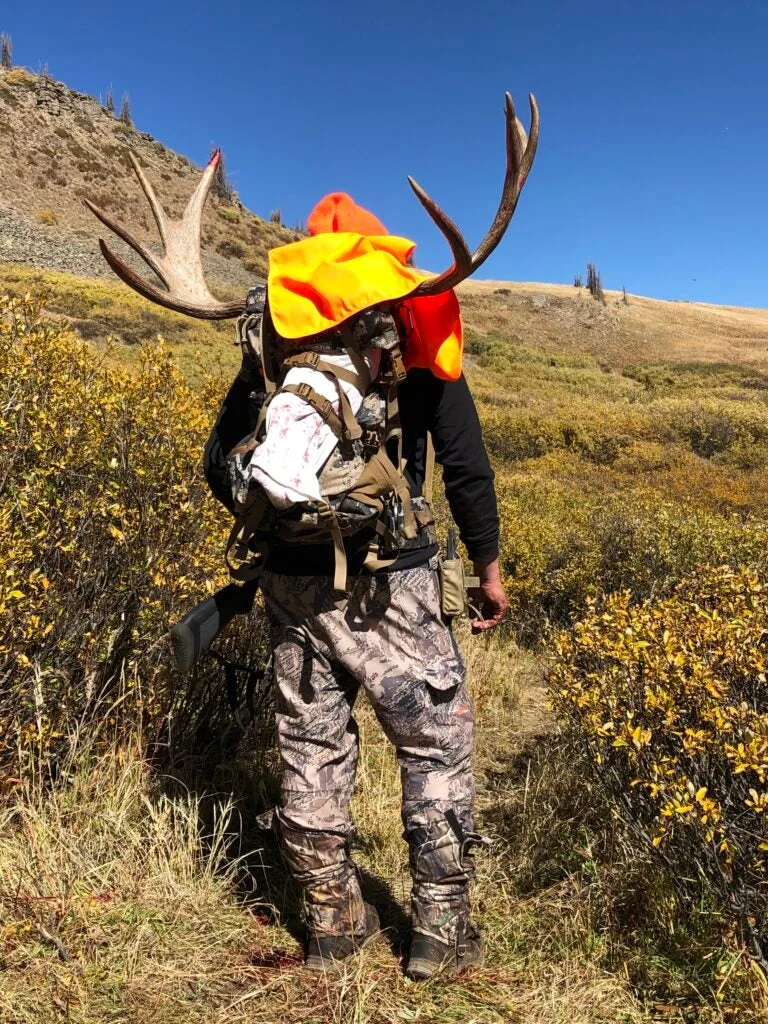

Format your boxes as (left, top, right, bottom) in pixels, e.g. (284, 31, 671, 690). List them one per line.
(86, 92, 538, 979)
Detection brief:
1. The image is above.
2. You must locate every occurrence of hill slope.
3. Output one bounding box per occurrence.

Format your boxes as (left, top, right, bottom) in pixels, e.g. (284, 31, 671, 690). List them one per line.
(2, 65, 767, 375)
(459, 281, 768, 370)
(0, 65, 299, 290)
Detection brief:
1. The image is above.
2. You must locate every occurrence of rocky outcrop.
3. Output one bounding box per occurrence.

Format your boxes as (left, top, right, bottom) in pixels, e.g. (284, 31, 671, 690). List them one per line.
(0, 66, 298, 285)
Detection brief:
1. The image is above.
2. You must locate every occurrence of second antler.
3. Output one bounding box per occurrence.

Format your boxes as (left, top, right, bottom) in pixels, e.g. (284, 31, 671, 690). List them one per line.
(406, 92, 539, 297)
(85, 150, 242, 320)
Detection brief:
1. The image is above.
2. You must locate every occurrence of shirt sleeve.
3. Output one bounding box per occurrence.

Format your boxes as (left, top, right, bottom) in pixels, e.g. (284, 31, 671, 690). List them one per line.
(401, 369, 500, 565)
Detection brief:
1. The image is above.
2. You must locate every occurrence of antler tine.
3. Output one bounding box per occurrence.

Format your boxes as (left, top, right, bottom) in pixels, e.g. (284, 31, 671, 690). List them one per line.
(128, 152, 168, 247)
(84, 195, 169, 288)
(471, 92, 539, 270)
(183, 149, 220, 235)
(406, 175, 472, 283)
(408, 92, 539, 298)
(85, 150, 243, 320)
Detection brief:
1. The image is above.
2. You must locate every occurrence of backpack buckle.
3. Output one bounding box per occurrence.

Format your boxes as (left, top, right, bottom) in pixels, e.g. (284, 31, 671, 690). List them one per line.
(361, 427, 380, 457)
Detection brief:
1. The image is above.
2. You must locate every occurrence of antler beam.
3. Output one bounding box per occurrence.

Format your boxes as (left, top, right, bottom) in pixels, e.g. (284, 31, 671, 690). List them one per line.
(407, 92, 539, 297)
(85, 151, 243, 320)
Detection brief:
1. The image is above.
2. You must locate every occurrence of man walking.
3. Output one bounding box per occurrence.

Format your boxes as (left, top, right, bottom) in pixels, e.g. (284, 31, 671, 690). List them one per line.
(88, 89, 536, 980)
(205, 233, 508, 978)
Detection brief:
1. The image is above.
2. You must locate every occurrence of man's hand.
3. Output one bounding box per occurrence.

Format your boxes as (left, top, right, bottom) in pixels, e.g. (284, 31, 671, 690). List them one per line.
(469, 558, 509, 633)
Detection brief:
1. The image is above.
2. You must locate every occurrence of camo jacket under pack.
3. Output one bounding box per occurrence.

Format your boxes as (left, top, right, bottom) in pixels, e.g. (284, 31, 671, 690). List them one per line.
(262, 559, 486, 944)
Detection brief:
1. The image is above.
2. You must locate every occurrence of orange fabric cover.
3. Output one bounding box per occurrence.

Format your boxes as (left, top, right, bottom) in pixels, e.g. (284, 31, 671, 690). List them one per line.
(307, 191, 389, 237)
(268, 193, 463, 381)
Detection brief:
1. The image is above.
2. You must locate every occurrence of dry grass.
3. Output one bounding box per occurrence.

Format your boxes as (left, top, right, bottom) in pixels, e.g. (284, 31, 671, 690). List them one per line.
(0, 262, 240, 385)
(459, 281, 768, 370)
(0, 643, 659, 1024)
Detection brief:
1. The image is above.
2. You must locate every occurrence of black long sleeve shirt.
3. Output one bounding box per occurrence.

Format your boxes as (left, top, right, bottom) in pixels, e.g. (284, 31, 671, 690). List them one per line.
(204, 366, 499, 575)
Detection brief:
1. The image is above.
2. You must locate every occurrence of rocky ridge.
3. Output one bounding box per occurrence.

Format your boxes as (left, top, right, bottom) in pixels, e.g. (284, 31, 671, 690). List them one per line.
(0, 66, 299, 291)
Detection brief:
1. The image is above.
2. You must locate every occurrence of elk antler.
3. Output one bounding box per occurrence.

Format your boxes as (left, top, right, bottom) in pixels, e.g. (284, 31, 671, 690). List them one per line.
(85, 151, 243, 320)
(407, 92, 539, 297)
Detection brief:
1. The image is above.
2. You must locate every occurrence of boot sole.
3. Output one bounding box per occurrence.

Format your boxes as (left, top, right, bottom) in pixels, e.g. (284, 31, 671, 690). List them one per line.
(405, 950, 484, 981)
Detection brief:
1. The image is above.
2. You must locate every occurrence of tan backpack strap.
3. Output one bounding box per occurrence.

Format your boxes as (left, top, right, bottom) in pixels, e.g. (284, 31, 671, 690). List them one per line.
(317, 505, 349, 599)
(282, 375, 362, 442)
(341, 335, 372, 391)
(226, 496, 267, 581)
(282, 382, 344, 438)
(283, 350, 366, 389)
(334, 380, 363, 440)
(362, 520, 399, 573)
(424, 432, 436, 504)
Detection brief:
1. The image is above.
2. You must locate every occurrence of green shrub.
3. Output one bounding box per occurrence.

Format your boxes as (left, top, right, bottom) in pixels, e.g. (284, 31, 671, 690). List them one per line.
(497, 482, 768, 641)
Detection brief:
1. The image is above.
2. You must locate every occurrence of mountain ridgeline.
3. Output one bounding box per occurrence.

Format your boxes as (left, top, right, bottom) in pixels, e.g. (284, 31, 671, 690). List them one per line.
(0, 65, 300, 295)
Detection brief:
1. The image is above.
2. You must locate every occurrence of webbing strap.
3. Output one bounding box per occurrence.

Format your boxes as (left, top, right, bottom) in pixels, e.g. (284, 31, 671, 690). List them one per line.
(362, 520, 398, 573)
(317, 504, 348, 598)
(283, 350, 366, 389)
(424, 432, 436, 504)
(335, 380, 362, 440)
(282, 378, 362, 442)
(341, 330, 372, 391)
(226, 496, 267, 581)
(282, 383, 344, 438)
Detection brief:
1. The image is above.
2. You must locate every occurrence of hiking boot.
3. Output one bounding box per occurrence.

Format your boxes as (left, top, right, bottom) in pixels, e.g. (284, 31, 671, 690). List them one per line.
(304, 903, 380, 972)
(405, 922, 484, 981)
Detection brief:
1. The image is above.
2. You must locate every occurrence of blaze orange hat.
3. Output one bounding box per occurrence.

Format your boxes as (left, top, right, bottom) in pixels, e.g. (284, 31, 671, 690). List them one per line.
(307, 192, 389, 237)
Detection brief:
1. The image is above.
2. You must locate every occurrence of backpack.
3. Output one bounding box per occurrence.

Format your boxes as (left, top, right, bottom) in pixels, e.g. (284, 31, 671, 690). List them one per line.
(224, 285, 435, 596)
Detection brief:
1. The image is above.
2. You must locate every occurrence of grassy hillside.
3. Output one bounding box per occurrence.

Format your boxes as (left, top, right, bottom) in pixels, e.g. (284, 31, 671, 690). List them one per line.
(460, 281, 768, 370)
(4, 269, 768, 1022)
(0, 66, 300, 288)
(0, 262, 238, 385)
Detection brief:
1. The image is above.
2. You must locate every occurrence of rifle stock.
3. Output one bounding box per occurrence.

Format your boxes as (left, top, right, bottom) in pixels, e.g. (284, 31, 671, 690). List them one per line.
(170, 578, 260, 675)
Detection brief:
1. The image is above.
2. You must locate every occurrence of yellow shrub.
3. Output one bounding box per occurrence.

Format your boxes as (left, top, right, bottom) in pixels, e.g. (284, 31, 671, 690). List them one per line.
(550, 565, 768, 963)
(0, 294, 232, 785)
(495, 471, 768, 641)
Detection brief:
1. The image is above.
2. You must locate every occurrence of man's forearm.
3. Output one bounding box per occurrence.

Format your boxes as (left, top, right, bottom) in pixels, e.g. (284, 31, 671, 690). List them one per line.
(473, 557, 501, 585)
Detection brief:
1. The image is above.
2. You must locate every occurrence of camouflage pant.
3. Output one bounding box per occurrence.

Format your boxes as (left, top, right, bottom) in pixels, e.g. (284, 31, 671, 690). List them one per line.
(262, 559, 482, 943)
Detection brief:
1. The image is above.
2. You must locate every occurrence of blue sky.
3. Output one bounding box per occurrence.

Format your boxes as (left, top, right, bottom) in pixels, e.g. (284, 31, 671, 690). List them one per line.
(4, 1, 768, 307)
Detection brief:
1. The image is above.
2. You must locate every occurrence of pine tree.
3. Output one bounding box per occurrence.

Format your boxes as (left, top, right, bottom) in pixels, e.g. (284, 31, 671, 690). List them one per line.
(1, 34, 12, 69)
(119, 93, 133, 127)
(586, 261, 605, 304)
(105, 87, 115, 115)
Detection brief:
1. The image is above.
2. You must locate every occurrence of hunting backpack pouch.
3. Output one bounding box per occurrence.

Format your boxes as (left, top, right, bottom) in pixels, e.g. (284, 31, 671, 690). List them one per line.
(438, 528, 481, 620)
